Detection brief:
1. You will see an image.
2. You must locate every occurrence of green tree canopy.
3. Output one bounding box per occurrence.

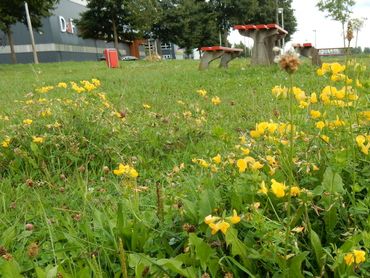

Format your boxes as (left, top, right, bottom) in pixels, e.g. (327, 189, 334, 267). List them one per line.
(0, 0, 59, 63)
(76, 0, 160, 53)
(153, 0, 219, 54)
(316, 0, 355, 46)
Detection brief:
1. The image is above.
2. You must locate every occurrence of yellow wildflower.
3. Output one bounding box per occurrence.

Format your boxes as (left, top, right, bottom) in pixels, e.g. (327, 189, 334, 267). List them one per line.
(258, 181, 268, 195)
(196, 159, 208, 168)
(251, 161, 263, 170)
(271, 179, 286, 198)
(183, 111, 192, 118)
(237, 159, 247, 173)
(32, 136, 44, 144)
(316, 121, 325, 130)
(310, 110, 321, 119)
(23, 119, 33, 125)
(228, 210, 241, 224)
(292, 87, 306, 101)
(241, 147, 250, 155)
(211, 96, 221, 105)
(320, 135, 330, 143)
(272, 85, 288, 98)
(344, 250, 366, 265)
(212, 154, 222, 164)
(143, 104, 151, 109)
(197, 89, 207, 97)
(310, 93, 318, 104)
(290, 186, 300, 197)
(41, 108, 52, 117)
(57, 82, 67, 88)
(299, 101, 309, 109)
(330, 63, 345, 74)
(204, 215, 220, 225)
(218, 221, 230, 234)
(91, 78, 101, 87)
(1, 137, 11, 148)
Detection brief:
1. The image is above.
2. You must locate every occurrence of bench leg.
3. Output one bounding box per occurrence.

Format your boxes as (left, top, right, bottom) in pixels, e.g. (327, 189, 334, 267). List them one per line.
(219, 52, 240, 68)
(199, 51, 224, 70)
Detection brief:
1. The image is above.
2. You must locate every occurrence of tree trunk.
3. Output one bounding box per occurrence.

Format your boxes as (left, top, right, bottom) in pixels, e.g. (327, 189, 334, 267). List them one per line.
(222, 30, 229, 47)
(112, 19, 119, 55)
(6, 27, 17, 64)
(342, 21, 346, 48)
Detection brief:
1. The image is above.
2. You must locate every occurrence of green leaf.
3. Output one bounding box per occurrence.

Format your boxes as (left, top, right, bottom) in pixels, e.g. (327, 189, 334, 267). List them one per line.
(156, 257, 196, 278)
(30, 142, 41, 156)
(188, 233, 215, 270)
(288, 252, 309, 278)
(322, 167, 344, 194)
(198, 190, 215, 222)
(225, 228, 254, 272)
(35, 266, 46, 278)
(0, 260, 23, 278)
(310, 230, 325, 271)
(324, 206, 338, 237)
(46, 266, 58, 278)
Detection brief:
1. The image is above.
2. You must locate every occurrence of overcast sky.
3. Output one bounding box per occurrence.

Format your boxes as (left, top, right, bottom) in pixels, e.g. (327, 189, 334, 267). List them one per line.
(229, 0, 370, 49)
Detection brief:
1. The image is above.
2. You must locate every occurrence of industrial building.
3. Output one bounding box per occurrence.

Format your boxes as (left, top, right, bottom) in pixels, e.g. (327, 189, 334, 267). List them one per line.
(0, 0, 146, 64)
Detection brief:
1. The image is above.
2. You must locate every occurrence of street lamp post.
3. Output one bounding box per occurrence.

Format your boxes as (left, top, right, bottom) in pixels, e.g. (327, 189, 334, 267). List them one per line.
(278, 8, 284, 49)
(313, 29, 317, 47)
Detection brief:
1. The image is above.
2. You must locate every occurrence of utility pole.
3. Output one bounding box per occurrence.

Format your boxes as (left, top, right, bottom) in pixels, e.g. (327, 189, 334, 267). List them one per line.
(25, 2, 39, 64)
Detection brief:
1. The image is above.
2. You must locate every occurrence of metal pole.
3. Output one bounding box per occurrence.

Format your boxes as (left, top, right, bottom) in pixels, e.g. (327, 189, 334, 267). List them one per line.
(281, 9, 285, 49)
(313, 30, 317, 47)
(25, 2, 39, 64)
(219, 31, 222, 46)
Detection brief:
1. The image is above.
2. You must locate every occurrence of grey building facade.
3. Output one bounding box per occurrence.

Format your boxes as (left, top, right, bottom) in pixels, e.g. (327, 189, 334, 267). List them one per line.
(0, 0, 141, 64)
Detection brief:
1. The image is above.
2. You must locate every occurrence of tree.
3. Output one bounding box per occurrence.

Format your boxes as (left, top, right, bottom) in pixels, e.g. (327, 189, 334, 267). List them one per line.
(76, 0, 160, 54)
(153, 0, 219, 55)
(351, 17, 367, 48)
(0, 0, 58, 64)
(209, 0, 297, 45)
(316, 0, 355, 47)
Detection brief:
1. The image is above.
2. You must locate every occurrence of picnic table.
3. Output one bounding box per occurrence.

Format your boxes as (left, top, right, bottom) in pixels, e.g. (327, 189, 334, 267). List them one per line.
(233, 24, 287, 65)
(199, 46, 243, 70)
(293, 43, 322, 66)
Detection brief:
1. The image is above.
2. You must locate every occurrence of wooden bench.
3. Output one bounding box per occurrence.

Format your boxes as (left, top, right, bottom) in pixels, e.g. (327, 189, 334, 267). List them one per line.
(293, 43, 321, 66)
(199, 46, 243, 70)
(233, 24, 287, 65)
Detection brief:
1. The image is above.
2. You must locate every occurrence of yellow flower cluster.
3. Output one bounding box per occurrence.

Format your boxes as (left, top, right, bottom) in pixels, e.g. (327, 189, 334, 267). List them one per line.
(143, 104, 151, 109)
(250, 121, 294, 139)
(36, 86, 54, 94)
(236, 156, 263, 173)
(113, 163, 139, 178)
(317, 62, 345, 77)
(192, 158, 209, 168)
(271, 85, 288, 98)
(197, 89, 207, 97)
(344, 249, 366, 266)
(40, 108, 52, 117)
(320, 86, 358, 107)
(57, 82, 68, 88)
(23, 119, 33, 125)
(1, 137, 11, 148)
(204, 209, 241, 235)
(71, 82, 85, 93)
(211, 96, 221, 105)
(32, 136, 45, 144)
(81, 80, 97, 92)
(258, 180, 301, 198)
(356, 135, 370, 155)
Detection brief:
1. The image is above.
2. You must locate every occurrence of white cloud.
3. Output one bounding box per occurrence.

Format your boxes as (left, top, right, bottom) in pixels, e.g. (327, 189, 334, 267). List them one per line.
(229, 0, 370, 49)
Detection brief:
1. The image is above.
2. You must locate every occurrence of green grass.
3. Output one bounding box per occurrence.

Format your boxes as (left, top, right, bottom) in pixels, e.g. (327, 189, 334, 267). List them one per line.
(0, 57, 369, 277)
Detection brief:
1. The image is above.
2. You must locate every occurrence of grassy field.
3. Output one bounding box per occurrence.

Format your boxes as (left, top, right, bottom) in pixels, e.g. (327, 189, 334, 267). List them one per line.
(0, 56, 369, 277)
